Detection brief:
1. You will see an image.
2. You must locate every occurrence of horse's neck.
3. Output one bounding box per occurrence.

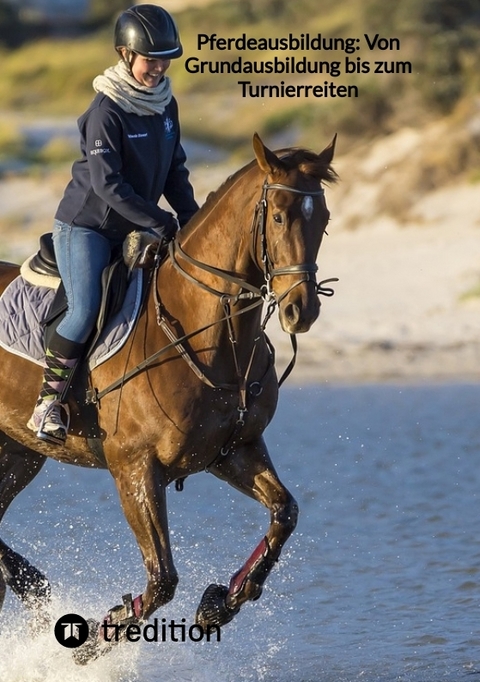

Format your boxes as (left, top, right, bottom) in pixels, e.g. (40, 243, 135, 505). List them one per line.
(154, 168, 266, 363)
(181, 168, 260, 279)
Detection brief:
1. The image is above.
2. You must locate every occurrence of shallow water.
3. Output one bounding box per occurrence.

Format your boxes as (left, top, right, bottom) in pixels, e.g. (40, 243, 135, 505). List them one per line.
(1, 383, 480, 681)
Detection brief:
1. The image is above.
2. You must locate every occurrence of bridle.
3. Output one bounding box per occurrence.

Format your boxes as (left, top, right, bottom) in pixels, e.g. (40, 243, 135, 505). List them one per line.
(168, 178, 332, 308)
(88, 177, 337, 416)
(251, 179, 328, 304)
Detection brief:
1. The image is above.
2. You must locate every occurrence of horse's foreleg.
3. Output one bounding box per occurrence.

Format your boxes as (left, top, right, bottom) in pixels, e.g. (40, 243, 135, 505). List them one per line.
(0, 441, 50, 611)
(197, 437, 298, 627)
(112, 457, 178, 620)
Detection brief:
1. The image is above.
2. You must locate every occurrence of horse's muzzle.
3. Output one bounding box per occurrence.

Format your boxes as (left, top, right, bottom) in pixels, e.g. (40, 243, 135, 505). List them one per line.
(278, 288, 320, 334)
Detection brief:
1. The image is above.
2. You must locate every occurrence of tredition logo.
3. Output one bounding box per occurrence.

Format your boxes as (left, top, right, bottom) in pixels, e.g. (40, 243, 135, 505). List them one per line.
(54, 614, 89, 648)
(53, 613, 221, 648)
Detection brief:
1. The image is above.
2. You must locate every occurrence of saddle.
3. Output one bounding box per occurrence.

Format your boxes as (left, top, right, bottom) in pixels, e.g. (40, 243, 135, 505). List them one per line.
(24, 231, 161, 356)
(29, 229, 160, 279)
(28, 233, 129, 356)
(28, 233, 60, 279)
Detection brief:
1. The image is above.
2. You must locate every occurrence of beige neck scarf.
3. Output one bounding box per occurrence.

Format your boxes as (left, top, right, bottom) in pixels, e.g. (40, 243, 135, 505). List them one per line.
(93, 60, 172, 116)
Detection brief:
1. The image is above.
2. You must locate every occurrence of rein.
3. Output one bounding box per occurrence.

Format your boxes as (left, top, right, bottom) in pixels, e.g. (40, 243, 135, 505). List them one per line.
(88, 179, 337, 434)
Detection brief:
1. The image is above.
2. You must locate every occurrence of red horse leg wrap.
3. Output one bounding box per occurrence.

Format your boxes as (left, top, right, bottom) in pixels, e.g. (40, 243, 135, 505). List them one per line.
(133, 594, 144, 619)
(228, 537, 269, 597)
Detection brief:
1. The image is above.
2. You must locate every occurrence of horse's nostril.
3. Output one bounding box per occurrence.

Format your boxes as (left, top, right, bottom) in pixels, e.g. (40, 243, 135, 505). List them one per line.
(284, 303, 300, 325)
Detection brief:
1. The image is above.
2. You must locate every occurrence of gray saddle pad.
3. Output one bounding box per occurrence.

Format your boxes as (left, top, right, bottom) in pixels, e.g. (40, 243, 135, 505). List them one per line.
(0, 270, 143, 370)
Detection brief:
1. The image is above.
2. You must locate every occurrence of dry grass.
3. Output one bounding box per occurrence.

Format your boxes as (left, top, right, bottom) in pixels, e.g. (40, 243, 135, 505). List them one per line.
(0, 0, 454, 144)
(0, 33, 112, 115)
(0, 120, 27, 159)
(0, 0, 478, 226)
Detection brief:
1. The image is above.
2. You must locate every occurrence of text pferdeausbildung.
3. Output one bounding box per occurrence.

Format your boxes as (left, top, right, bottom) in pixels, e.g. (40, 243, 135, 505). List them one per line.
(196, 33, 361, 53)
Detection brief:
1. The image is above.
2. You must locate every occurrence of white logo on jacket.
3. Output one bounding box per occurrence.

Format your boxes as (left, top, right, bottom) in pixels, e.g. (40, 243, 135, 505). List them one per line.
(90, 148, 111, 156)
(90, 138, 110, 155)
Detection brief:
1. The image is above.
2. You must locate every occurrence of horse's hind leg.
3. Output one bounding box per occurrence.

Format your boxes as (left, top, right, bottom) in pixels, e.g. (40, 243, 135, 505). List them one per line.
(0, 434, 50, 612)
(196, 436, 298, 627)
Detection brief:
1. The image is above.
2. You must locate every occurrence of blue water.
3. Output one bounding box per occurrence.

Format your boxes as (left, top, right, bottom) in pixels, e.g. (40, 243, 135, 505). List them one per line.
(1, 383, 480, 681)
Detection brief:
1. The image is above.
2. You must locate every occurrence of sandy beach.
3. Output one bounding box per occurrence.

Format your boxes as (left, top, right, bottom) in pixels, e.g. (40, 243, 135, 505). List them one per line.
(1, 125, 479, 385)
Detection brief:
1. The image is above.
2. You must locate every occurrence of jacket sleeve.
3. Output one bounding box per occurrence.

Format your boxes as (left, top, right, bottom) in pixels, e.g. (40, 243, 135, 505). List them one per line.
(162, 100, 199, 228)
(163, 139, 199, 227)
(83, 104, 173, 230)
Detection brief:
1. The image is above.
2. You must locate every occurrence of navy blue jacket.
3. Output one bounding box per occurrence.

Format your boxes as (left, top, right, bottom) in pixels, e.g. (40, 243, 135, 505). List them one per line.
(55, 92, 198, 241)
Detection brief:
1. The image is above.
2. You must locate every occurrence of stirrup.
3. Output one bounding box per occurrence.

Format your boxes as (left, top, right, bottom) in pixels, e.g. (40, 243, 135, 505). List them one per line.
(36, 400, 70, 445)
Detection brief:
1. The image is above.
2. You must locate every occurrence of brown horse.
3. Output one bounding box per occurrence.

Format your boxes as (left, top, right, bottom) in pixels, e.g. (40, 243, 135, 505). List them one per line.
(0, 133, 336, 662)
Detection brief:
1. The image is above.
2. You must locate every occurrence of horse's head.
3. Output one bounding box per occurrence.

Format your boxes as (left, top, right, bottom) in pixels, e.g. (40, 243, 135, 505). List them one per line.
(252, 133, 337, 334)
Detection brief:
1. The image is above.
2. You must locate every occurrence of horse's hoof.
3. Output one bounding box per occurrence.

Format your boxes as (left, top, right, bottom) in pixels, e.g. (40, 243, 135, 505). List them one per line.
(72, 619, 112, 666)
(195, 583, 240, 628)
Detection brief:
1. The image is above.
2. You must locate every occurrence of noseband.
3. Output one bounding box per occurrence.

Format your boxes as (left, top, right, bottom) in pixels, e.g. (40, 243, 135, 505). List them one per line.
(252, 180, 326, 303)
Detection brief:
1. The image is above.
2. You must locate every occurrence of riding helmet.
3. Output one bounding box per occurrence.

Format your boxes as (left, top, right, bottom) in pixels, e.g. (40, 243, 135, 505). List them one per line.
(114, 4, 183, 59)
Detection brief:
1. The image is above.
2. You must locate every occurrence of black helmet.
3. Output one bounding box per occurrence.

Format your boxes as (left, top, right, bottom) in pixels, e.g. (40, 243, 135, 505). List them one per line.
(114, 5, 183, 59)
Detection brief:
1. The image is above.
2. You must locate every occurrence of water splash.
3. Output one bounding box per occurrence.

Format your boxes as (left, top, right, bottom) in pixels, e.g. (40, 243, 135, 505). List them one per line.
(0, 592, 141, 682)
(0, 577, 290, 682)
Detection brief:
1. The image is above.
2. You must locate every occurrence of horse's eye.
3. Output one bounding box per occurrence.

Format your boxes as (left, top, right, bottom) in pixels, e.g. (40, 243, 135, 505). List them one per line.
(272, 213, 283, 225)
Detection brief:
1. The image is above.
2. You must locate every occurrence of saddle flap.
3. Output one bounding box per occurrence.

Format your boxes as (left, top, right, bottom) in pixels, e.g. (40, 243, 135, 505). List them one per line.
(86, 258, 130, 354)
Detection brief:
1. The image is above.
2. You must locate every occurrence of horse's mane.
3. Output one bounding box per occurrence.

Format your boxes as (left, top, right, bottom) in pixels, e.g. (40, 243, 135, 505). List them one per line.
(188, 146, 337, 230)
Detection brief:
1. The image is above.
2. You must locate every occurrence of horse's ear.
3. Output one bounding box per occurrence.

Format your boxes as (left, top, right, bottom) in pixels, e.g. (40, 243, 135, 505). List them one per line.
(318, 134, 337, 165)
(253, 133, 284, 176)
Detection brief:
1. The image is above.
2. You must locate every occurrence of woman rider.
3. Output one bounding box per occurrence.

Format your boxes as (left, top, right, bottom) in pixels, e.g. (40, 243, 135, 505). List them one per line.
(27, 4, 199, 444)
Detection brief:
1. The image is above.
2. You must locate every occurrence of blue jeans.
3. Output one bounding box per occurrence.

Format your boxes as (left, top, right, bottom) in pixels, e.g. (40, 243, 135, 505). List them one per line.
(52, 220, 112, 344)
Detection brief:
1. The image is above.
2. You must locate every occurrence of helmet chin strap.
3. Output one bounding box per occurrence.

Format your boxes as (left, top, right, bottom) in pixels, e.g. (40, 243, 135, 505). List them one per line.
(116, 48, 135, 76)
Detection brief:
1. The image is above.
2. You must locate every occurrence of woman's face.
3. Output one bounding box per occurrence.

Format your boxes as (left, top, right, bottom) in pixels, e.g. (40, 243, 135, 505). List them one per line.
(130, 54, 171, 87)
